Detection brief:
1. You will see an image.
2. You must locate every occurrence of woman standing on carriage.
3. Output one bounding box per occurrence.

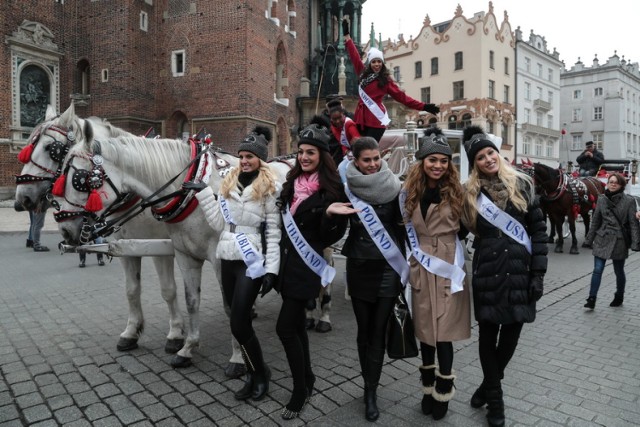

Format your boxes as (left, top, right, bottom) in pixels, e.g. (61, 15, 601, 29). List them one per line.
(276, 123, 348, 419)
(326, 136, 404, 422)
(401, 127, 470, 421)
(460, 126, 548, 427)
(193, 126, 281, 402)
(342, 20, 439, 142)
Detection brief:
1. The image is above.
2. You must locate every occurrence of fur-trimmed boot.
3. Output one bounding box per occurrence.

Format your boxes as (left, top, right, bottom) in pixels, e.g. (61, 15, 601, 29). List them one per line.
(431, 369, 456, 420)
(364, 347, 385, 422)
(419, 364, 437, 415)
(485, 385, 505, 427)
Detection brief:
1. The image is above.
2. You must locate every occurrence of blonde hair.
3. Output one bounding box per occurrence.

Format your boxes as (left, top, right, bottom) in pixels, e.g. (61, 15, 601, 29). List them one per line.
(220, 162, 277, 200)
(461, 156, 534, 234)
(402, 158, 464, 222)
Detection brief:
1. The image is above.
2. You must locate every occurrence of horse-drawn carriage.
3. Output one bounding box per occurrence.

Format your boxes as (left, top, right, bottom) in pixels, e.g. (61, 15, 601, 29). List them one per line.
(595, 159, 634, 184)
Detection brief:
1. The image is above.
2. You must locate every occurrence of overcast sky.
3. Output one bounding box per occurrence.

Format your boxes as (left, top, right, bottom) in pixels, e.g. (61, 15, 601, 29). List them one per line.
(361, 0, 638, 68)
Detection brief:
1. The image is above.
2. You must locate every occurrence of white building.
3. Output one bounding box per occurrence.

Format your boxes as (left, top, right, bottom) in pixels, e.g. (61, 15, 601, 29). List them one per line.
(561, 53, 640, 165)
(515, 28, 563, 167)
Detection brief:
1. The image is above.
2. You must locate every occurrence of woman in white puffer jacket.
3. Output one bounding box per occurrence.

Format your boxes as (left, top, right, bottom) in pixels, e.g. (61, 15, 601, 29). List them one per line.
(193, 126, 281, 403)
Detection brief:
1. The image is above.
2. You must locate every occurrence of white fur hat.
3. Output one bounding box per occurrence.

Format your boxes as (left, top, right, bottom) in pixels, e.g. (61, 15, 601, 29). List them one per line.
(367, 47, 384, 64)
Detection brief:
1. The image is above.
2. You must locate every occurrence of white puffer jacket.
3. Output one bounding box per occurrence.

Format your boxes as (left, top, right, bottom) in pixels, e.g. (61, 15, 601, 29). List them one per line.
(195, 183, 281, 275)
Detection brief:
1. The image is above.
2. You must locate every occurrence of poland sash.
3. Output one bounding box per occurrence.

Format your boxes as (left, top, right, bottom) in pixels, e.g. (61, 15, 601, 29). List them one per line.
(343, 182, 409, 286)
(477, 193, 532, 254)
(282, 205, 335, 287)
(358, 85, 390, 126)
(398, 191, 466, 294)
(219, 196, 266, 279)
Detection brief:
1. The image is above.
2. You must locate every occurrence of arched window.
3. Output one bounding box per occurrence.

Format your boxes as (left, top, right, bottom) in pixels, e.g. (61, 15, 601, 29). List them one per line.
(20, 64, 50, 128)
(275, 42, 288, 105)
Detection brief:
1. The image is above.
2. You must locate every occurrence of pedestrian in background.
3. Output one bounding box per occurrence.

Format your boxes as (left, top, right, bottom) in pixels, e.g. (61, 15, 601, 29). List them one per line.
(78, 236, 105, 267)
(401, 127, 470, 421)
(342, 20, 439, 142)
(583, 172, 640, 309)
(327, 136, 404, 422)
(276, 123, 348, 420)
(461, 126, 548, 427)
(21, 203, 49, 252)
(576, 140, 604, 177)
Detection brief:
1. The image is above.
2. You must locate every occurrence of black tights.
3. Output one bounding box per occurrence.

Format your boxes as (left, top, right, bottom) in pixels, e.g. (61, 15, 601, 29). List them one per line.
(358, 126, 386, 143)
(350, 296, 396, 351)
(478, 322, 524, 386)
(420, 341, 454, 375)
(220, 260, 261, 345)
(276, 297, 313, 396)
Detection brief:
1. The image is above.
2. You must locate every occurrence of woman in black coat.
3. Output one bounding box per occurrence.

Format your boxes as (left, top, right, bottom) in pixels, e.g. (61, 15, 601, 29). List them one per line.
(276, 123, 348, 420)
(460, 126, 548, 427)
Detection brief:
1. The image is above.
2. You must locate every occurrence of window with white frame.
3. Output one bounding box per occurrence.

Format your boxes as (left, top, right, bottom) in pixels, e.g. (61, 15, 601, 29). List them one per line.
(536, 86, 542, 100)
(523, 108, 531, 124)
(547, 91, 553, 104)
(545, 140, 553, 157)
(171, 50, 185, 77)
(415, 61, 422, 79)
(573, 89, 582, 99)
(489, 50, 494, 69)
(547, 114, 553, 129)
(140, 11, 148, 31)
(536, 111, 543, 126)
(572, 108, 582, 122)
(571, 134, 583, 150)
(537, 63, 543, 77)
(594, 106, 603, 120)
(592, 132, 603, 151)
(504, 85, 509, 103)
(453, 81, 464, 100)
(547, 68, 553, 82)
(534, 138, 543, 156)
(420, 87, 431, 103)
(454, 52, 463, 70)
(524, 57, 531, 72)
(504, 57, 509, 75)
(488, 80, 495, 99)
(393, 66, 400, 82)
(524, 82, 531, 100)
(523, 136, 531, 155)
(594, 87, 603, 97)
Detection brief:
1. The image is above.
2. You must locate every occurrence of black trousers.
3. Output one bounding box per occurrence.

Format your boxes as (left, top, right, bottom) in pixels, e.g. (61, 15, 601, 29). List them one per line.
(220, 260, 261, 345)
(358, 126, 386, 143)
(478, 322, 524, 386)
(276, 297, 313, 393)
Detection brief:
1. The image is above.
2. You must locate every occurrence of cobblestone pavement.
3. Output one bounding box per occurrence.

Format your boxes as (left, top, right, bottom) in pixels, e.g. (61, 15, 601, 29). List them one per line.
(1, 223, 639, 426)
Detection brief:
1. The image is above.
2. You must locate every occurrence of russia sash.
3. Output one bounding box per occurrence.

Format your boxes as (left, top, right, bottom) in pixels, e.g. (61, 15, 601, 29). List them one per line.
(477, 193, 532, 254)
(219, 196, 266, 279)
(282, 205, 335, 287)
(358, 85, 390, 126)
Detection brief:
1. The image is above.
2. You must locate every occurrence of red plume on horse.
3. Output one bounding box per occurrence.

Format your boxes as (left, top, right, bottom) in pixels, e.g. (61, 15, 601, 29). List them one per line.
(518, 162, 604, 254)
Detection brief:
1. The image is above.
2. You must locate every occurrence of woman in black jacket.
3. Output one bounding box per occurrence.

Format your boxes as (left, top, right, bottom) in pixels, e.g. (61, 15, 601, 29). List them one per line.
(276, 123, 348, 420)
(327, 137, 404, 422)
(460, 126, 548, 427)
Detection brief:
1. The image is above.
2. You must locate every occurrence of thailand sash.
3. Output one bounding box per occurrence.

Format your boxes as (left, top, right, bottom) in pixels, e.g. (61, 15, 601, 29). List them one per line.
(282, 205, 335, 287)
(219, 196, 266, 279)
(477, 193, 532, 254)
(358, 85, 390, 126)
(343, 180, 409, 286)
(340, 118, 354, 150)
(398, 191, 466, 294)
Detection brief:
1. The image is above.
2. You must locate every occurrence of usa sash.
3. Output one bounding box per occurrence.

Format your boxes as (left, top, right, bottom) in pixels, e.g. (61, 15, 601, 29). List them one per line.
(399, 191, 466, 294)
(343, 182, 409, 286)
(282, 205, 335, 287)
(358, 85, 390, 126)
(219, 196, 266, 279)
(477, 193, 532, 254)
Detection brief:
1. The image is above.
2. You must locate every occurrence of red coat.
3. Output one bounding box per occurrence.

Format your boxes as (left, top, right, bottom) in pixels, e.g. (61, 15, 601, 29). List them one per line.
(330, 117, 361, 154)
(346, 39, 425, 129)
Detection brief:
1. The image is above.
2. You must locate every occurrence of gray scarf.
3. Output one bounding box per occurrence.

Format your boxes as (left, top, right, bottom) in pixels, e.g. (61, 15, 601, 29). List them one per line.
(346, 160, 401, 204)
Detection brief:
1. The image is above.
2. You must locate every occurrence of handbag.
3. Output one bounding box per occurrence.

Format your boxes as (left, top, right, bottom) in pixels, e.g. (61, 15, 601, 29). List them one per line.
(386, 293, 419, 359)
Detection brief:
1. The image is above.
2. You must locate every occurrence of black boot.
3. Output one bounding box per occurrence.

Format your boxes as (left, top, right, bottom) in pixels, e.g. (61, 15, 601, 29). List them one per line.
(584, 296, 596, 309)
(364, 347, 384, 422)
(241, 335, 270, 401)
(26, 239, 33, 248)
(234, 343, 254, 400)
(470, 381, 487, 408)
(485, 385, 505, 427)
(357, 343, 368, 400)
(432, 369, 456, 420)
(419, 364, 436, 415)
(610, 295, 623, 307)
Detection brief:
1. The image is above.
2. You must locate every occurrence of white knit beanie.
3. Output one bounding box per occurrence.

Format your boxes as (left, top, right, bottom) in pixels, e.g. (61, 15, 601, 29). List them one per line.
(367, 47, 384, 64)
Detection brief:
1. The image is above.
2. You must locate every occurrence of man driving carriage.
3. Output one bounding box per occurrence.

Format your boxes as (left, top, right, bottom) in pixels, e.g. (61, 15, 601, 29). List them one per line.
(576, 141, 604, 177)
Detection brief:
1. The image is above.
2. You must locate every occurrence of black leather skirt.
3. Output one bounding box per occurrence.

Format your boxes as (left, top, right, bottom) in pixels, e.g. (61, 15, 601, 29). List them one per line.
(346, 258, 401, 303)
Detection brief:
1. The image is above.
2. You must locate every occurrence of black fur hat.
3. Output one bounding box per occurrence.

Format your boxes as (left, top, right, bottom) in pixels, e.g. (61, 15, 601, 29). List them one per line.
(463, 125, 498, 165)
(416, 126, 451, 159)
(238, 126, 271, 161)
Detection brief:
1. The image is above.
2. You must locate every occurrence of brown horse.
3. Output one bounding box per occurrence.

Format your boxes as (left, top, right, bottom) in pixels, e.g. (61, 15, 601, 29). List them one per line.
(521, 162, 604, 254)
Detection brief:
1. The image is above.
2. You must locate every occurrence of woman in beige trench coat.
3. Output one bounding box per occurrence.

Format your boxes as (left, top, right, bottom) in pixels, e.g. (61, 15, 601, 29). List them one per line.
(402, 127, 471, 421)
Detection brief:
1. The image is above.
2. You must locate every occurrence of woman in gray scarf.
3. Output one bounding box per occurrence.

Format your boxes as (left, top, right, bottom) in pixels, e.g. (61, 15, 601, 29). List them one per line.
(327, 137, 405, 421)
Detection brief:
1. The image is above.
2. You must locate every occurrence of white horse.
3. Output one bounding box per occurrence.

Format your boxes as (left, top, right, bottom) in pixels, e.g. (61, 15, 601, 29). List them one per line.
(16, 105, 188, 355)
(55, 125, 294, 368)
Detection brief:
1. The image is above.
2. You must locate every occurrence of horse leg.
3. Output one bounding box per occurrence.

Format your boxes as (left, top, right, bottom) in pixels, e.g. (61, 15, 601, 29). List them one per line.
(569, 216, 579, 254)
(553, 216, 564, 253)
(315, 248, 334, 333)
(171, 252, 204, 368)
(547, 215, 556, 243)
(117, 256, 144, 351)
(582, 211, 592, 247)
(150, 256, 185, 354)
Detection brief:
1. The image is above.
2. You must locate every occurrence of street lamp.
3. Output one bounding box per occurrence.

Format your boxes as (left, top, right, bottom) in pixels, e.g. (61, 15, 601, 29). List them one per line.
(632, 159, 638, 185)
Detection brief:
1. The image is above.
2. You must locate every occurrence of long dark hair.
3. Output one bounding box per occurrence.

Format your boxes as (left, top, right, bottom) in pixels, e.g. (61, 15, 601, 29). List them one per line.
(360, 63, 390, 88)
(279, 150, 342, 209)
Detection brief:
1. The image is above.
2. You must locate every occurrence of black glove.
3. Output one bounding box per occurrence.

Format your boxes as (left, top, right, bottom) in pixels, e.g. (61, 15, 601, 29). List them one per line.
(342, 19, 350, 37)
(182, 181, 208, 193)
(529, 275, 544, 302)
(422, 103, 440, 115)
(260, 273, 277, 298)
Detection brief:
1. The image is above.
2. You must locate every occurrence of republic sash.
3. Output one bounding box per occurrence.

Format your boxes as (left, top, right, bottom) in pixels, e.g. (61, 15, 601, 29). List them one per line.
(477, 193, 532, 254)
(219, 195, 266, 279)
(282, 205, 335, 287)
(358, 85, 390, 126)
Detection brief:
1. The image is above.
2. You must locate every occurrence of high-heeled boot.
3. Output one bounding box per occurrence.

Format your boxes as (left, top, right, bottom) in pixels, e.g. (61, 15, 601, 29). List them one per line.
(236, 335, 270, 401)
(364, 347, 385, 422)
(431, 369, 456, 420)
(419, 364, 437, 415)
(485, 385, 505, 427)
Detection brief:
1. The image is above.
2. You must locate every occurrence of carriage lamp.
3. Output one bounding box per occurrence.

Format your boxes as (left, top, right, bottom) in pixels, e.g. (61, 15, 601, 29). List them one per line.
(404, 120, 418, 155)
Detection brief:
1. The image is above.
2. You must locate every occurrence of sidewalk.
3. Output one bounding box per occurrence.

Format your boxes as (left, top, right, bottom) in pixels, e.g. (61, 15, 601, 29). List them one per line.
(0, 205, 58, 234)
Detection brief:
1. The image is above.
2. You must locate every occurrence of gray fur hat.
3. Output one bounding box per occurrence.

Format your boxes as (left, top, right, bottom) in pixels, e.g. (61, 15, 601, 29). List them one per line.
(416, 127, 451, 159)
(238, 126, 271, 161)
